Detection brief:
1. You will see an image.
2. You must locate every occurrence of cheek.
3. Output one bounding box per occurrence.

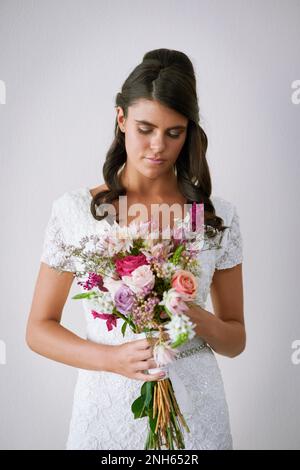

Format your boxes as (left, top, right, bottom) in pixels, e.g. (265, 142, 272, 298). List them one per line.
(125, 131, 148, 154)
(169, 138, 186, 158)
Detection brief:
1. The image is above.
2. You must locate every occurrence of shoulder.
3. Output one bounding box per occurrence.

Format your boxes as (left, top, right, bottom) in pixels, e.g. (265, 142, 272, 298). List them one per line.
(47, 186, 108, 244)
(51, 187, 90, 218)
(210, 195, 238, 227)
(211, 196, 243, 268)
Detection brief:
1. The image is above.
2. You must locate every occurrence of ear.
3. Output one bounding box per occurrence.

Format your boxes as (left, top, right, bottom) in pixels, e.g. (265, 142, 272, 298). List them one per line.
(116, 106, 126, 131)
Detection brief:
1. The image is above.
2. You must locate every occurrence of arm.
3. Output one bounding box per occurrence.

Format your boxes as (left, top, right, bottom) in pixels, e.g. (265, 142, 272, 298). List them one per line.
(186, 263, 246, 358)
(26, 263, 165, 381)
(26, 262, 113, 371)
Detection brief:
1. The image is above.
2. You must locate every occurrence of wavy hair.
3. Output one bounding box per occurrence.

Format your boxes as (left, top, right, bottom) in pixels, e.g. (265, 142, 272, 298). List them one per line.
(90, 48, 228, 235)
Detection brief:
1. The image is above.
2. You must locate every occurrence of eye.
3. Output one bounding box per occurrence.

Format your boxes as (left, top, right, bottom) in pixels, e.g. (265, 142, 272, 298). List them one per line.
(137, 127, 181, 139)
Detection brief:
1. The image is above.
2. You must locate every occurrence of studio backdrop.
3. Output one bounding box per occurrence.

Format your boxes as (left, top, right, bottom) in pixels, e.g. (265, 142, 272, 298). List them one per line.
(0, 0, 299, 450)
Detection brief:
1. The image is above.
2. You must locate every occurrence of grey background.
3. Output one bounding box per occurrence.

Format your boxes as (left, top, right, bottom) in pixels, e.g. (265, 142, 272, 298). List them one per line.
(0, 0, 299, 450)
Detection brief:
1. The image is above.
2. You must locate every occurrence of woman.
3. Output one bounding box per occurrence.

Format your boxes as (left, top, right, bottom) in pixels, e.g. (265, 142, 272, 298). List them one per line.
(26, 48, 245, 450)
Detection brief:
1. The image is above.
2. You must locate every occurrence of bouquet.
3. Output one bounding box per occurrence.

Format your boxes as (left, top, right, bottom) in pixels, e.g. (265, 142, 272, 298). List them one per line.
(52, 202, 224, 449)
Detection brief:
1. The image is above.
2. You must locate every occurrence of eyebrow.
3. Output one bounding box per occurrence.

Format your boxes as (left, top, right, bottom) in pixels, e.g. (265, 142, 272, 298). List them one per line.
(134, 119, 187, 131)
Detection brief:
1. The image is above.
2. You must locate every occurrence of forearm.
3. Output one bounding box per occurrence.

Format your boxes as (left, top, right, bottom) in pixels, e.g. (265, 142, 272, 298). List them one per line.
(188, 305, 246, 358)
(26, 319, 113, 371)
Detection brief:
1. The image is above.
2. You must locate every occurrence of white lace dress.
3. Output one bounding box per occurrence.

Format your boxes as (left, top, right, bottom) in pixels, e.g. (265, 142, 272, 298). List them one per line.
(40, 187, 243, 450)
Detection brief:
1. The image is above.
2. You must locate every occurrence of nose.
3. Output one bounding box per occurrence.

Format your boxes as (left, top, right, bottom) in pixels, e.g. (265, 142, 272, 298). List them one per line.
(150, 133, 166, 154)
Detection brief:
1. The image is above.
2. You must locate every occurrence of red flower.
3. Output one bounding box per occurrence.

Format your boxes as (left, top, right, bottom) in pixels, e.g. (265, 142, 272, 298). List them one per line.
(91, 310, 118, 332)
(78, 272, 108, 292)
(115, 253, 148, 277)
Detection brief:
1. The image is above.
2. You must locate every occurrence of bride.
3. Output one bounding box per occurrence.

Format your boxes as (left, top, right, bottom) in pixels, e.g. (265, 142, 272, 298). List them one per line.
(26, 48, 245, 450)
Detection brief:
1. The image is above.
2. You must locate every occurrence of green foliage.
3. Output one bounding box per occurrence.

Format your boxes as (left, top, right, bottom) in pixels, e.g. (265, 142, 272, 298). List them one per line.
(154, 276, 169, 296)
(71, 291, 97, 300)
(170, 332, 189, 348)
(121, 321, 128, 337)
(169, 244, 184, 265)
(130, 239, 145, 255)
(131, 381, 155, 419)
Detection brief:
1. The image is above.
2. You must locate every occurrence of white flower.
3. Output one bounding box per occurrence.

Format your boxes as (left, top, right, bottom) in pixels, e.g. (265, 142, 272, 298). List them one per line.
(164, 313, 196, 343)
(88, 291, 114, 314)
(160, 261, 177, 279)
(127, 220, 151, 240)
(103, 277, 124, 299)
(99, 224, 134, 256)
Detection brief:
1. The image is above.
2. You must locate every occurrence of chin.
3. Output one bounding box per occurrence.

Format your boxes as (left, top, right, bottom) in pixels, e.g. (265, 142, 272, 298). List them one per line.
(144, 168, 169, 178)
(141, 170, 161, 179)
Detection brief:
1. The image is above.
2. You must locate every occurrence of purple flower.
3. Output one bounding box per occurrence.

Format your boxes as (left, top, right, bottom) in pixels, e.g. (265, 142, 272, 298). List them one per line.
(142, 281, 155, 296)
(114, 284, 136, 315)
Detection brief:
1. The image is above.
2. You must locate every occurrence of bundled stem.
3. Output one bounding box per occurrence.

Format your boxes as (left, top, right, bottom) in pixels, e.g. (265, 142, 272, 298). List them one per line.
(145, 377, 190, 450)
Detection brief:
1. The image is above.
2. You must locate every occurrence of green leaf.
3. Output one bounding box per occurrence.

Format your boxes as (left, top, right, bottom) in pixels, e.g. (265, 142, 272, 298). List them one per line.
(170, 244, 184, 265)
(149, 414, 158, 434)
(71, 292, 97, 300)
(141, 380, 154, 397)
(140, 381, 148, 396)
(121, 321, 128, 337)
(164, 306, 173, 317)
(131, 396, 147, 419)
(144, 382, 154, 407)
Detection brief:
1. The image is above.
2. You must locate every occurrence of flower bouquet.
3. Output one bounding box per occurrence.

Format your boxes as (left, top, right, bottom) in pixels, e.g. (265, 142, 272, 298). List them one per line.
(51, 202, 224, 449)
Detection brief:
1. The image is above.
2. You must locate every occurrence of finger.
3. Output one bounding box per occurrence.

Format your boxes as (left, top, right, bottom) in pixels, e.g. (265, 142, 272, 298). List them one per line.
(147, 359, 158, 369)
(134, 338, 153, 350)
(135, 359, 158, 370)
(135, 372, 165, 382)
(135, 350, 154, 361)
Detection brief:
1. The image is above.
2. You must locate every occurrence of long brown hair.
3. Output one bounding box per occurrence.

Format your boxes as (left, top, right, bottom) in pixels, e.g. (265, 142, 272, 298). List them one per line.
(90, 48, 228, 234)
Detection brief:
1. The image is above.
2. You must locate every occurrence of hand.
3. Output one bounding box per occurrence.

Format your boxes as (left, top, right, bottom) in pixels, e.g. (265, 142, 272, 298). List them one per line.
(185, 301, 202, 335)
(109, 338, 166, 382)
(186, 301, 197, 309)
(186, 301, 200, 319)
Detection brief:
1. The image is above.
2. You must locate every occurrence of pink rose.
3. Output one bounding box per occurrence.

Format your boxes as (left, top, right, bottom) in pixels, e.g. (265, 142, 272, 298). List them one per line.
(159, 288, 189, 316)
(122, 265, 155, 295)
(115, 253, 148, 277)
(171, 269, 197, 300)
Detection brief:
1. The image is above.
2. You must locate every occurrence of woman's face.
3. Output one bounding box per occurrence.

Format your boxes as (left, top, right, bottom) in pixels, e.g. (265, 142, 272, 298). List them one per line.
(116, 99, 188, 179)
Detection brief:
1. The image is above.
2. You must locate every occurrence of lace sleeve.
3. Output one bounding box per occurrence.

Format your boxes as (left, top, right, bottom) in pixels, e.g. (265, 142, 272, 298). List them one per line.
(40, 199, 76, 273)
(215, 204, 243, 270)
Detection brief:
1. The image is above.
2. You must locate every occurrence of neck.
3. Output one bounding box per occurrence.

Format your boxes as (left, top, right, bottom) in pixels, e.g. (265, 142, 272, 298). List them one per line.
(119, 162, 179, 199)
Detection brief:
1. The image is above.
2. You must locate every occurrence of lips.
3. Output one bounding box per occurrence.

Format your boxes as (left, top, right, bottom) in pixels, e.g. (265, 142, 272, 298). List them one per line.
(145, 156, 165, 162)
(145, 157, 165, 165)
